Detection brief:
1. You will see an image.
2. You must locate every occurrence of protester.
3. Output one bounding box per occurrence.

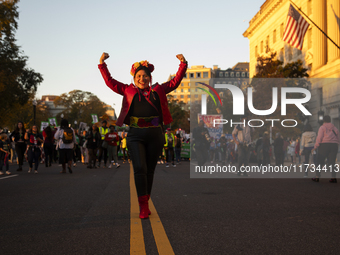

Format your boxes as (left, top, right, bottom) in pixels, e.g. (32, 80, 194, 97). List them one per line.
(219, 134, 227, 163)
(274, 133, 284, 166)
(295, 137, 301, 164)
(312, 115, 340, 183)
(282, 138, 289, 165)
(54, 119, 77, 174)
(9, 121, 26, 171)
(193, 120, 210, 166)
(86, 124, 101, 169)
(79, 130, 88, 165)
(209, 137, 216, 163)
(121, 132, 129, 163)
(227, 139, 236, 164)
(105, 125, 120, 168)
(232, 115, 253, 176)
(288, 138, 295, 164)
(73, 129, 81, 167)
(0, 133, 11, 175)
(42, 125, 55, 167)
(98, 52, 187, 219)
(255, 133, 263, 167)
(98, 120, 109, 168)
(300, 124, 316, 177)
(175, 133, 182, 164)
(164, 128, 176, 167)
(262, 131, 271, 165)
(25, 125, 44, 174)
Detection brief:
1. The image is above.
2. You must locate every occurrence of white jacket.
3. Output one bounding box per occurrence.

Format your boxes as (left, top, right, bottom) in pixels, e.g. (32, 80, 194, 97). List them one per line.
(54, 128, 76, 149)
(300, 131, 316, 151)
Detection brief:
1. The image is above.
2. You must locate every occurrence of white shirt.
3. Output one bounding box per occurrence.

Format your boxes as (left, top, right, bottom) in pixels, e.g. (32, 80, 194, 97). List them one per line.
(232, 124, 252, 144)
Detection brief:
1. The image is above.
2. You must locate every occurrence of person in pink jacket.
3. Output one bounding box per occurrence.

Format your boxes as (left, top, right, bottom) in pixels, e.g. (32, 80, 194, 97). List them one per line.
(98, 53, 187, 219)
(312, 115, 340, 183)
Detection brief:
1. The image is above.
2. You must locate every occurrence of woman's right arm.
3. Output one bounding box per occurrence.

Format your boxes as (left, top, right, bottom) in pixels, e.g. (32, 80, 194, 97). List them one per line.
(98, 52, 127, 95)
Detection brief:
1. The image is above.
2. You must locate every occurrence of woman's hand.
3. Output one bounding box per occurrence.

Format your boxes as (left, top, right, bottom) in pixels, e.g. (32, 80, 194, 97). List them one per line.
(176, 54, 186, 63)
(100, 52, 110, 64)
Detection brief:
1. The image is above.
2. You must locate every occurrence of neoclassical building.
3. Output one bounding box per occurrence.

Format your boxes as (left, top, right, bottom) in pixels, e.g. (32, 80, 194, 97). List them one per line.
(168, 65, 213, 109)
(243, 0, 340, 131)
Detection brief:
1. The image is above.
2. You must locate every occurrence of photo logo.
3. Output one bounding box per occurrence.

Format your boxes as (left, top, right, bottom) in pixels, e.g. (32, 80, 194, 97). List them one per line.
(201, 84, 311, 116)
(197, 82, 223, 115)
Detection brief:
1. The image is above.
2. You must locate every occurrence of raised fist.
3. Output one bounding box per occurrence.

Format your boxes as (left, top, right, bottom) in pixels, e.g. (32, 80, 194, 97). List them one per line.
(100, 52, 110, 64)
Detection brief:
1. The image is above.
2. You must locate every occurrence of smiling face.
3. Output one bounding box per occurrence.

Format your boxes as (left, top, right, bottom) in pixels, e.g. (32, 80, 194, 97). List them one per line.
(134, 70, 150, 90)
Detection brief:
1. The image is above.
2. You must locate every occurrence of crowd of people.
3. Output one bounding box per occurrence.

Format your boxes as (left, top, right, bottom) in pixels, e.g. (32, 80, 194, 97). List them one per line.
(193, 115, 340, 182)
(0, 119, 188, 176)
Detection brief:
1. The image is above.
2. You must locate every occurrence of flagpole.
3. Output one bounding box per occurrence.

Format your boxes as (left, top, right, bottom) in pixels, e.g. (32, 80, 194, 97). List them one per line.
(289, 0, 340, 50)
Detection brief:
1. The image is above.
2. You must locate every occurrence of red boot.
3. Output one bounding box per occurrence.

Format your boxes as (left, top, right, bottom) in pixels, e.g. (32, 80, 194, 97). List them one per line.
(138, 195, 149, 219)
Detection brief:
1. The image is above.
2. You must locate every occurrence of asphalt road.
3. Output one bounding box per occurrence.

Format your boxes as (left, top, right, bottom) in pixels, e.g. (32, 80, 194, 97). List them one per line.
(1, 160, 339, 255)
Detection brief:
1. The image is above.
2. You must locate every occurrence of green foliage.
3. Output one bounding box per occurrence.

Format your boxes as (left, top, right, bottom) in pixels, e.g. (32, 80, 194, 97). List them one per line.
(53, 90, 107, 127)
(250, 51, 310, 138)
(2, 98, 51, 131)
(166, 95, 189, 133)
(0, 0, 43, 126)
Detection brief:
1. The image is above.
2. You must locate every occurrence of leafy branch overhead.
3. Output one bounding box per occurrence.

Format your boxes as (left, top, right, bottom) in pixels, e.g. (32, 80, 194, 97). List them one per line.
(0, 0, 43, 126)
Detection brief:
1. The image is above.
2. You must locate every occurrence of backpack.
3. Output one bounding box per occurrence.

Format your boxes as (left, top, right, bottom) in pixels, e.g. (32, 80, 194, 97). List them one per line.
(62, 127, 74, 144)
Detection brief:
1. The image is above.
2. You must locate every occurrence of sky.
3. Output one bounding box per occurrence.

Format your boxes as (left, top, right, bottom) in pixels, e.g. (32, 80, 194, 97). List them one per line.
(16, 0, 266, 114)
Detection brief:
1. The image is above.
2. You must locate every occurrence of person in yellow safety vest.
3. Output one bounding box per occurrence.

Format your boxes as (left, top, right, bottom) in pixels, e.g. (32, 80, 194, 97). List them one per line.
(98, 120, 109, 167)
(164, 128, 176, 167)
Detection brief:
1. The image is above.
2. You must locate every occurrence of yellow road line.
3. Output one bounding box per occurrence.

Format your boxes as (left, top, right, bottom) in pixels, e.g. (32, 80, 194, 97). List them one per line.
(130, 164, 146, 255)
(149, 200, 175, 255)
(130, 163, 175, 255)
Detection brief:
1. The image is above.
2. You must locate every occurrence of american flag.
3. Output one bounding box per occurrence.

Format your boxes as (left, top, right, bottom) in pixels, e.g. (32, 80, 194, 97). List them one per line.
(282, 4, 310, 50)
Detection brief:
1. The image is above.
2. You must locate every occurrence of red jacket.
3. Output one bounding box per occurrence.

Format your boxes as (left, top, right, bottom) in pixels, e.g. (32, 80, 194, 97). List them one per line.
(105, 132, 119, 146)
(98, 62, 187, 126)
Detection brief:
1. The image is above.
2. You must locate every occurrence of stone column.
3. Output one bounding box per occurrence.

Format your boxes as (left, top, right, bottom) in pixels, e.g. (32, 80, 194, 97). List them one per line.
(327, 0, 340, 62)
(312, 0, 327, 69)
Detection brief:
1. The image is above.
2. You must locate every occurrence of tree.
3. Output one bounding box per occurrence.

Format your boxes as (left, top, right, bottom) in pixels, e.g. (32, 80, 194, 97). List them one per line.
(0, 0, 43, 126)
(250, 51, 310, 138)
(4, 98, 51, 130)
(53, 90, 107, 126)
(166, 95, 190, 132)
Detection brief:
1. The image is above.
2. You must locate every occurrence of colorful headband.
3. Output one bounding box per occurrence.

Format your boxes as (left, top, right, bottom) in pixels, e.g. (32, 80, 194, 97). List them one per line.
(130, 60, 154, 76)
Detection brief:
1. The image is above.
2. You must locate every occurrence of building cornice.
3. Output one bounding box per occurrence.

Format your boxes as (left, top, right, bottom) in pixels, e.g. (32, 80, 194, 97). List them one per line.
(243, 0, 284, 38)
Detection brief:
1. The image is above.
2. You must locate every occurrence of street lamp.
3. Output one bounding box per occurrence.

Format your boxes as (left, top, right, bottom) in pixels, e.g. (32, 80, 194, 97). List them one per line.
(74, 120, 77, 130)
(32, 100, 37, 125)
(318, 110, 324, 125)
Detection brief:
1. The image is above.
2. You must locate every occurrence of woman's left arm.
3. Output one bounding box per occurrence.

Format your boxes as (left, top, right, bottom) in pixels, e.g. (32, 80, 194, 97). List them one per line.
(161, 54, 188, 94)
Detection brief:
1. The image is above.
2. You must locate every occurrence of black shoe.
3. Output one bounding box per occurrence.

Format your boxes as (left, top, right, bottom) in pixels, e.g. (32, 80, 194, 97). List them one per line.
(329, 178, 337, 183)
(87, 165, 92, 169)
(17, 167, 22, 172)
(312, 177, 319, 182)
(60, 170, 66, 174)
(68, 167, 72, 174)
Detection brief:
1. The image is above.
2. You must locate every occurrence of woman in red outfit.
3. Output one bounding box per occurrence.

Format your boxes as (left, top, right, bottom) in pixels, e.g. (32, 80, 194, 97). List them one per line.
(99, 52, 187, 219)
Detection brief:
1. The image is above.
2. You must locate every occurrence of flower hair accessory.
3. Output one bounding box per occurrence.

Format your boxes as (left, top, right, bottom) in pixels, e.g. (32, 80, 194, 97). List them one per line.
(130, 60, 155, 76)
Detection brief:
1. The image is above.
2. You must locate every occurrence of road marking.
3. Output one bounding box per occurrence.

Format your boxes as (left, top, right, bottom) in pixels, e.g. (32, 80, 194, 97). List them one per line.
(130, 164, 146, 255)
(129, 163, 175, 255)
(149, 200, 175, 255)
(0, 174, 18, 180)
